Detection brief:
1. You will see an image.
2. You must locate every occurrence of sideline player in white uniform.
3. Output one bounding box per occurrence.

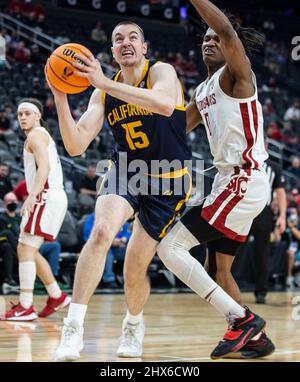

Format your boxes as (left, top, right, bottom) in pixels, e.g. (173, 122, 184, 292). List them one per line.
(157, 0, 274, 359)
(1, 98, 70, 321)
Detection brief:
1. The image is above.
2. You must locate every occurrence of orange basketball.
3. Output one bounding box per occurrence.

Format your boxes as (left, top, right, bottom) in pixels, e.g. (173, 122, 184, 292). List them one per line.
(46, 43, 93, 94)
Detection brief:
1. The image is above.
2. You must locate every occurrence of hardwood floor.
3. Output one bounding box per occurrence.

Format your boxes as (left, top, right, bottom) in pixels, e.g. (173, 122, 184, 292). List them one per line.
(0, 292, 299, 362)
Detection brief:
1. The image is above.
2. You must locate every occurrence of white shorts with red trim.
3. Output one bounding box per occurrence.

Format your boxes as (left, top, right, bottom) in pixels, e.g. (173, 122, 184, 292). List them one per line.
(20, 188, 67, 243)
(201, 167, 269, 242)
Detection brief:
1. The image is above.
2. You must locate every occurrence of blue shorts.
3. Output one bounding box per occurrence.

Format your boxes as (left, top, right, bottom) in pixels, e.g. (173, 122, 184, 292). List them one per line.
(98, 162, 192, 241)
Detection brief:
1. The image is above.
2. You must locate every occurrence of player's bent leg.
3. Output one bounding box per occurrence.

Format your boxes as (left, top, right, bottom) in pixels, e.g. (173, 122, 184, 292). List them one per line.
(117, 219, 157, 358)
(35, 253, 71, 318)
(72, 195, 134, 304)
(55, 195, 134, 362)
(157, 221, 266, 359)
(207, 243, 275, 359)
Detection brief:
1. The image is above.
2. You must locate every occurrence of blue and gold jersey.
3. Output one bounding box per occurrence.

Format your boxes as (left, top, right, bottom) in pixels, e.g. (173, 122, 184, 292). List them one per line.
(103, 59, 191, 167)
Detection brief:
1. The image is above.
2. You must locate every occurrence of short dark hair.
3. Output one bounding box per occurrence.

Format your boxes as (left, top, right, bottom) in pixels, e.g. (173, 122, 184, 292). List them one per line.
(112, 21, 145, 43)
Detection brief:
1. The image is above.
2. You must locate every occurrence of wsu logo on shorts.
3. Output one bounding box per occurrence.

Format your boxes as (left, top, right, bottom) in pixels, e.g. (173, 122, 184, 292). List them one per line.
(226, 174, 249, 196)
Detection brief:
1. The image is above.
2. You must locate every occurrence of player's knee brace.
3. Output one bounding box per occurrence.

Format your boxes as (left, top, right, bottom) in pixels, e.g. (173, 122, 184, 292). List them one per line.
(157, 222, 218, 299)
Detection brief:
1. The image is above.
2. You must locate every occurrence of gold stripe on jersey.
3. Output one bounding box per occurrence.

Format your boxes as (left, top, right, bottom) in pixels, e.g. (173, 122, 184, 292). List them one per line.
(175, 82, 186, 111)
(158, 170, 192, 238)
(101, 90, 106, 106)
(147, 167, 189, 179)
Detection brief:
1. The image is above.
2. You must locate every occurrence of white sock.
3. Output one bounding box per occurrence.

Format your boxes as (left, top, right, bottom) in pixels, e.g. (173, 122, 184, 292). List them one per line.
(206, 287, 245, 322)
(19, 261, 36, 309)
(20, 292, 33, 309)
(125, 310, 143, 325)
(67, 303, 87, 326)
(157, 222, 245, 321)
(46, 281, 62, 299)
(19, 261, 36, 290)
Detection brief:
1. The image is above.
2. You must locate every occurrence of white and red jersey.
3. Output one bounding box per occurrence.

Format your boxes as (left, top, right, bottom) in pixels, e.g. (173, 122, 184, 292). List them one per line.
(24, 127, 64, 192)
(195, 66, 268, 170)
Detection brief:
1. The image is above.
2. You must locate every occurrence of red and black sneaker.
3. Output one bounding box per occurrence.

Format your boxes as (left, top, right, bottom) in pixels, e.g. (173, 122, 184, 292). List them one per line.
(38, 292, 71, 318)
(224, 331, 275, 359)
(210, 306, 266, 360)
(0, 302, 38, 321)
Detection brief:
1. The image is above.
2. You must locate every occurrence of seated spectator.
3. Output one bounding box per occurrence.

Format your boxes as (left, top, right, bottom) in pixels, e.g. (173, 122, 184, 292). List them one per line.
(287, 156, 300, 178)
(282, 121, 299, 147)
(285, 203, 300, 287)
(44, 96, 57, 120)
(284, 101, 300, 122)
(14, 41, 31, 63)
(91, 22, 107, 44)
(0, 107, 11, 133)
(0, 192, 20, 290)
(267, 122, 283, 141)
(6, 0, 24, 17)
(72, 102, 87, 121)
(79, 163, 98, 197)
(83, 213, 131, 288)
(30, 44, 43, 63)
(40, 241, 65, 286)
(13, 179, 28, 201)
(0, 163, 12, 200)
(288, 189, 300, 207)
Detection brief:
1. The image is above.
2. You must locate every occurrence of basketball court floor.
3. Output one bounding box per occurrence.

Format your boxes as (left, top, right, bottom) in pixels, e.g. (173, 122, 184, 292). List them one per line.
(0, 292, 299, 362)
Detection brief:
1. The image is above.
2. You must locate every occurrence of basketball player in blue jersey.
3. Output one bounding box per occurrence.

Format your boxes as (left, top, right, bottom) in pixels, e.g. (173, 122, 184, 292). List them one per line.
(46, 21, 265, 361)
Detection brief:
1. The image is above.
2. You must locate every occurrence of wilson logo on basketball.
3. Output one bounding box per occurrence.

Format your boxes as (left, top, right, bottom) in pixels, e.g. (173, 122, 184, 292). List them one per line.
(63, 48, 85, 65)
(62, 66, 73, 79)
(226, 175, 249, 196)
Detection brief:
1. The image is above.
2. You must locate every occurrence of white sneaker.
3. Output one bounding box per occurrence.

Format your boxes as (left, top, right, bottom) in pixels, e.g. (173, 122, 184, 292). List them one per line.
(54, 318, 84, 361)
(116, 319, 145, 358)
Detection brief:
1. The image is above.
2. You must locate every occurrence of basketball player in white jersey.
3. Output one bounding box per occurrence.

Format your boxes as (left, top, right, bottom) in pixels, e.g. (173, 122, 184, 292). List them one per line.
(1, 98, 70, 321)
(157, 0, 275, 359)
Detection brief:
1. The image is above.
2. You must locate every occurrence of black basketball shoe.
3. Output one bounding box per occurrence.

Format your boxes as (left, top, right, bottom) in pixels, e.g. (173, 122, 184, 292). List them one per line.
(210, 306, 266, 360)
(224, 332, 275, 359)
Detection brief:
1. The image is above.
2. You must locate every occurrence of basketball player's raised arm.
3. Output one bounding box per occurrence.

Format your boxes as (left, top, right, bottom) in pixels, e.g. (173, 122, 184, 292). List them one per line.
(189, 0, 251, 81)
(73, 55, 178, 117)
(21, 131, 50, 216)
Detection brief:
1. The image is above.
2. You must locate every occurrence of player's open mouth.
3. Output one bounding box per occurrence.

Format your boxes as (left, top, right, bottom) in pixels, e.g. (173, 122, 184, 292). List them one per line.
(122, 50, 134, 56)
(204, 49, 215, 55)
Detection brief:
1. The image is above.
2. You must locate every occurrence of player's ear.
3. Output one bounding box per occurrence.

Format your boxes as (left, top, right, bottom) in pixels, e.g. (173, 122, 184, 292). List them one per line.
(111, 46, 116, 60)
(143, 42, 147, 55)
